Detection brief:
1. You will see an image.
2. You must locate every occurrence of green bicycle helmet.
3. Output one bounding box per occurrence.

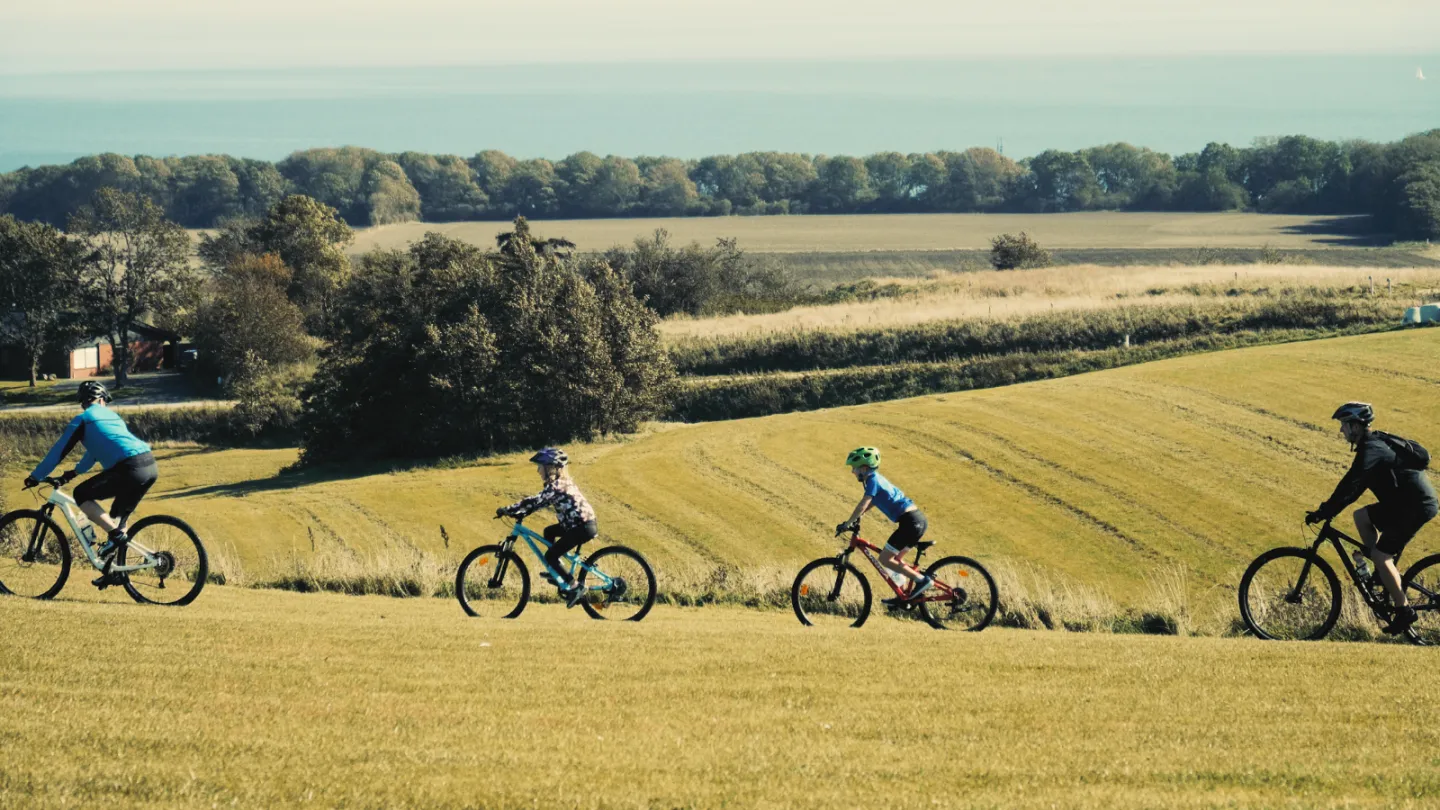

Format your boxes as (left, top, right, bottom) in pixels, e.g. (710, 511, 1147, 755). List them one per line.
(845, 446, 881, 469)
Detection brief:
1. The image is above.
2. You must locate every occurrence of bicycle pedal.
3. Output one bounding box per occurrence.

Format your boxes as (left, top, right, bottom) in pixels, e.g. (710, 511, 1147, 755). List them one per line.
(91, 572, 124, 590)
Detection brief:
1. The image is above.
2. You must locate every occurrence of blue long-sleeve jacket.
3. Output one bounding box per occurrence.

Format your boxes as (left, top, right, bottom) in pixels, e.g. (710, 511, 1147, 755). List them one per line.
(30, 404, 151, 480)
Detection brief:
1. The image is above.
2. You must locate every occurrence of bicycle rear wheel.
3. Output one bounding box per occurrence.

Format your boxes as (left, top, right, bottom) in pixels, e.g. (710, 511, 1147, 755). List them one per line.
(577, 545, 657, 622)
(920, 556, 999, 631)
(0, 510, 71, 600)
(1401, 553, 1440, 646)
(1238, 547, 1341, 641)
(791, 559, 871, 628)
(120, 515, 208, 606)
(456, 544, 529, 618)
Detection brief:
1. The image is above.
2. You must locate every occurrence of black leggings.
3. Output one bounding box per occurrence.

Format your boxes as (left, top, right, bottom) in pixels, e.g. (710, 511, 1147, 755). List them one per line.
(543, 521, 598, 586)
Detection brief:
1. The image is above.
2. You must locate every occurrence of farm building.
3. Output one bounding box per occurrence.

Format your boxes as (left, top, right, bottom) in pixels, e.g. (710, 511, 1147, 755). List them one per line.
(0, 321, 180, 380)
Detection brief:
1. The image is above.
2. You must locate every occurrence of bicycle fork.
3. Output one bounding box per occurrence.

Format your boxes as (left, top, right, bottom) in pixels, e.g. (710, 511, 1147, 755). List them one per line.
(489, 540, 516, 588)
(828, 551, 852, 601)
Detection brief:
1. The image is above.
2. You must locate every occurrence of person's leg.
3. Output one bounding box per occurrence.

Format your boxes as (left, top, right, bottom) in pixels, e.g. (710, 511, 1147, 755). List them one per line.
(1369, 548, 1407, 608)
(879, 546, 924, 585)
(542, 524, 573, 586)
(1354, 506, 1378, 553)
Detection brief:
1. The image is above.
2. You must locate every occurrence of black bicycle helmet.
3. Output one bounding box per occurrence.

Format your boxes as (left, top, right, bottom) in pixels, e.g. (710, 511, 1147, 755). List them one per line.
(1331, 402, 1374, 425)
(529, 448, 569, 467)
(77, 380, 111, 403)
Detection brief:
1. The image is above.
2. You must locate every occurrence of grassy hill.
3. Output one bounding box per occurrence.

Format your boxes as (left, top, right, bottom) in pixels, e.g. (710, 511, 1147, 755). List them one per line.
(97, 328, 1438, 613)
(3, 589, 1436, 809)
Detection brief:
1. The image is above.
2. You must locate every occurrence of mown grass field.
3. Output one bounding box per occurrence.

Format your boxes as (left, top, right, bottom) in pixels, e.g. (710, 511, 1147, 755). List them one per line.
(13, 327, 1431, 618)
(348, 212, 1374, 255)
(2, 588, 1438, 809)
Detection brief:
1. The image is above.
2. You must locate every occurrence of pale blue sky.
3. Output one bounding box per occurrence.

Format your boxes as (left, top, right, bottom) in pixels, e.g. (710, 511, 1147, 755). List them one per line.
(2, 0, 1437, 74)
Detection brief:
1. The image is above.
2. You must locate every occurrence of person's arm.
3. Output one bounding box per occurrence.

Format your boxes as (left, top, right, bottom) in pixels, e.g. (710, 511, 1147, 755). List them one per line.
(73, 449, 97, 476)
(1316, 444, 1385, 519)
(846, 495, 874, 526)
(30, 416, 85, 481)
(505, 483, 558, 517)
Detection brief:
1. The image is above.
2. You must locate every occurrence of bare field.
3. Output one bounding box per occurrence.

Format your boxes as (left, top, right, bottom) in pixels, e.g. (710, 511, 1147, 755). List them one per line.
(2, 588, 1438, 810)
(348, 212, 1372, 255)
(660, 263, 1440, 339)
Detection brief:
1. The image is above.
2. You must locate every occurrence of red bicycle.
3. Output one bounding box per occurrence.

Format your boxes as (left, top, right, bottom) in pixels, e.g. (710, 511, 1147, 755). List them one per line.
(791, 525, 998, 630)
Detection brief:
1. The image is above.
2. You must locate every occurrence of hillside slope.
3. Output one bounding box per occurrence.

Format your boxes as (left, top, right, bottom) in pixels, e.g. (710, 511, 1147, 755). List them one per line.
(125, 328, 1440, 600)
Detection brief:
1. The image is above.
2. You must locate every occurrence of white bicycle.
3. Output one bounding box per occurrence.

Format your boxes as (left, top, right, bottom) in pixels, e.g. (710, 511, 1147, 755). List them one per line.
(0, 476, 208, 605)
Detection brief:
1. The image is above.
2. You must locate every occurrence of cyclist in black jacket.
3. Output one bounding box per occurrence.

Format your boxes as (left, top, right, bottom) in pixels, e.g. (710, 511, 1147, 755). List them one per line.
(1307, 402, 1438, 635)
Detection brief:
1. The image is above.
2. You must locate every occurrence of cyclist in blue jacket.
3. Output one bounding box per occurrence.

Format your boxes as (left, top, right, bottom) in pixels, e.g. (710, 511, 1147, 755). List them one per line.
(837, 446, 933, 606)
(23, 381, 157, 587)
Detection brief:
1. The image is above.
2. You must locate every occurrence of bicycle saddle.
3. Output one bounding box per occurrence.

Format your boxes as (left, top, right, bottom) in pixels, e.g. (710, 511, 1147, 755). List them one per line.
(914, 541, 935, 555)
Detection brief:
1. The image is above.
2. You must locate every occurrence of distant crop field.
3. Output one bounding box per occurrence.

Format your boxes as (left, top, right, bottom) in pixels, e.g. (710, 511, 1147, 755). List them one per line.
(2, 589, 1437, 809)
(348, 212, 1378, 255)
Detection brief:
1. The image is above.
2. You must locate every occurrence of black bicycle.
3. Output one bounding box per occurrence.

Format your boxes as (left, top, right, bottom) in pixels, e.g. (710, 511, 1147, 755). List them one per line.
(1238, 516, 1439, 644)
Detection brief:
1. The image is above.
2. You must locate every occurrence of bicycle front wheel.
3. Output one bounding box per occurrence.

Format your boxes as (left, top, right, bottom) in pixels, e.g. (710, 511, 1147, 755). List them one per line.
(921, 556, 999, 631)
(1401, 553, 1440, 646)
(0, 509, 71, 600)
(578, 545, 657, 622)
(792, 559, 871, 628)
(120, 515, 208, 606)
(1238, 547, 1341, 641)
(456, 545, 529, 619)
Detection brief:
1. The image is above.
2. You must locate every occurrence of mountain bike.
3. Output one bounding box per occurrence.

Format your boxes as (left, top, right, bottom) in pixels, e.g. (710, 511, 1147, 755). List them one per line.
(1238, 516, 1439, 644)
(791, 525, 998, 630)
(0, 477, 208, 606)
(455, 514, 657, 622)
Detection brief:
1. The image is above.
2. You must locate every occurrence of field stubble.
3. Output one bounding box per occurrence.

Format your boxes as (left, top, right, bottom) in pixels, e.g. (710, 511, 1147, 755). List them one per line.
(1, 588, 1437, 809)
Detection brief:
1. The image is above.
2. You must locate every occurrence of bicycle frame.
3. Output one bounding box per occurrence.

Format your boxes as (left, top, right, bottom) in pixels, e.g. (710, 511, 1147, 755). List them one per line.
(838, 532, 956, 604)
(1304, 520, 1400, 611)
(494, 518, 619, 593)
(36, 485, 162, 575)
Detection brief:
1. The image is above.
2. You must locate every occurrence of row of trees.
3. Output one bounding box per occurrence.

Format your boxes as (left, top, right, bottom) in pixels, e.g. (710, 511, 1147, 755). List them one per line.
(3, 132, 1439, 237)
(2, 191, 677, 462)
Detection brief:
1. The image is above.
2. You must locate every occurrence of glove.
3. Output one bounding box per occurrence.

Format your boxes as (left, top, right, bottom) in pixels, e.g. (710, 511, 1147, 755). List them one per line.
(1305, 510, 1325, 525)
(835, 520, 857, 536)
(22, 476, 38, 489)
(495, 507, 510, 518)
(59, 470, 77, 485)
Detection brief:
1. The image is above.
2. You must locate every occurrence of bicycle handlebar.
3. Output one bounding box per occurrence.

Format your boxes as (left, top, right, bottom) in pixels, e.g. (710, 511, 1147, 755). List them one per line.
(23, 476, 67, 491)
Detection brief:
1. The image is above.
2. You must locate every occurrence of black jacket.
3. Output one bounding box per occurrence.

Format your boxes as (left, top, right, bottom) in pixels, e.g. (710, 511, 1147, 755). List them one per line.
(1317, 432, 1439, 520)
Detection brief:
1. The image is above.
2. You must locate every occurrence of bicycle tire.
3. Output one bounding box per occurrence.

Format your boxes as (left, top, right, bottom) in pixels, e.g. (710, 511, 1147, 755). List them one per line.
(578, 545, 657, 622)
(1401, 553, 1440, 647)
(920, 555, 999, 632)
(791, 558, 871, 628)
(119, 515, 208, 606)
(0, 509, 71, 600)
(456, 544, 529, 619)
(1238, 547, 1341, 641)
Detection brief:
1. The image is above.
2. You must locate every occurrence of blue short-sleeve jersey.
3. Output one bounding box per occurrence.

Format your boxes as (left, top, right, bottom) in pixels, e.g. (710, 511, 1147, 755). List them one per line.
(862, 471, 915, 522)
(31, 404, 151, 480)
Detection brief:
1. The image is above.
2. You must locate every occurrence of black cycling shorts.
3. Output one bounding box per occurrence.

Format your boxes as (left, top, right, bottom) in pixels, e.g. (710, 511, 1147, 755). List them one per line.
(1366, 500, 1438, 557)
(73, 452, 157, 521)
(883, 509, 928, 551)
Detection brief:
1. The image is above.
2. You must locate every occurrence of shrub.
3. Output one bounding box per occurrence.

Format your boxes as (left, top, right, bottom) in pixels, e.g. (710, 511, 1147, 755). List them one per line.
(603, 230, 799, 317)
(989, 232, 1052, 270)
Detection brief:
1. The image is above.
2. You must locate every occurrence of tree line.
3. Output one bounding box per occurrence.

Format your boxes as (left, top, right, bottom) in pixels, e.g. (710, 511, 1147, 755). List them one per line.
(2, 132, 1439, 238)
(1, 192, 678, 463)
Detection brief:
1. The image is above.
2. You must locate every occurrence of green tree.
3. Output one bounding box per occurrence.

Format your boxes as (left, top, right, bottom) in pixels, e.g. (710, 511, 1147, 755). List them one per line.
(0, 215, 84, 385)
(1024, 150, 1101, 211)
(361, 159, 422, 225)
(191, 252, 314, 388)
(1396, 161, 1440, 240)
(198, 195, 354, 334)
(69, 189, 198, 386)
(637, 157, 699, 216)
(864, 152, 913, 211)
(395, 152, 488, 221)
(298, 221, 672, 463)
(809, 156, 876, 213)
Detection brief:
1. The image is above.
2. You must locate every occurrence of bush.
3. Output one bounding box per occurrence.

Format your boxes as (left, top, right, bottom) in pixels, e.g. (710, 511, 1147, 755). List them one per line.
(231, 362, 307, 437)
(603, 230, 799, 317)
(990, 232, 1052, 270)
(297, 220, 674, 464)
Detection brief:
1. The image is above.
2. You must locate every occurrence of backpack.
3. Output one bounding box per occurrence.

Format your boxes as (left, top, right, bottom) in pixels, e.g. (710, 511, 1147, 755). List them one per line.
(1376, 431, 1431, 471)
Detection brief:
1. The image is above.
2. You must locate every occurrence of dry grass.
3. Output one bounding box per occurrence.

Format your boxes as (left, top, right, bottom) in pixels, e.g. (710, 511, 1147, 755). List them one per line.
(660, 263, 1440, 339)
(3, 588, 1440, 809)
(347, 212, 1368, 255)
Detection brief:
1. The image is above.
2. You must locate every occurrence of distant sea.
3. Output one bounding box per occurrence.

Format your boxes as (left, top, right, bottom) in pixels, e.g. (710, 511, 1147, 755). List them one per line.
(0, 56, 1435, 172)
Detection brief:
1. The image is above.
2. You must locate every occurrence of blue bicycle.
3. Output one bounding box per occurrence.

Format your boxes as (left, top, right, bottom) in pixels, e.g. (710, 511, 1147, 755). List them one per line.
(455, 515, 657, 622)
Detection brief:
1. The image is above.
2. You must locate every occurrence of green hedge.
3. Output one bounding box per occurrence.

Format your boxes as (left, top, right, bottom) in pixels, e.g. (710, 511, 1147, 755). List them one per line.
(669, 297, 1400, 377)
(668, 324, 1402, 422)
(0, 405, 295, 460)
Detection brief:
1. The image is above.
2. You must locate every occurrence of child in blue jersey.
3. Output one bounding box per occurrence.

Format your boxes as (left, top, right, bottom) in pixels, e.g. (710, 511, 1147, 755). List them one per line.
(836, 446, 933, 602)
(23, 381, 156, 587)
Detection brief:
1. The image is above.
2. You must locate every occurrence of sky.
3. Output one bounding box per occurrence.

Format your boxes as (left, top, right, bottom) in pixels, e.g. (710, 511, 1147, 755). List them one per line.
(2, 0, 1438, 74)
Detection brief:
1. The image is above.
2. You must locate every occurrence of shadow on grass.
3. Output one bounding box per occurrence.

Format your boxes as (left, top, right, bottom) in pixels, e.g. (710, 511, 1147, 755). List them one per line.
(153, 452, 514, 500)
(1277, 215, 1389, 247)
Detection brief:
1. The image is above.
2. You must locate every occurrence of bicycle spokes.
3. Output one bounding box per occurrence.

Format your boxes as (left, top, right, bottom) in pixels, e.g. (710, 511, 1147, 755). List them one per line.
(0, 512, 70, 599)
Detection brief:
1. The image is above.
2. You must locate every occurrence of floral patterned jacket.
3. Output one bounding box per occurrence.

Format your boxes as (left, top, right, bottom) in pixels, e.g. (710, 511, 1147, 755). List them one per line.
(506, 476, 597, 529)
